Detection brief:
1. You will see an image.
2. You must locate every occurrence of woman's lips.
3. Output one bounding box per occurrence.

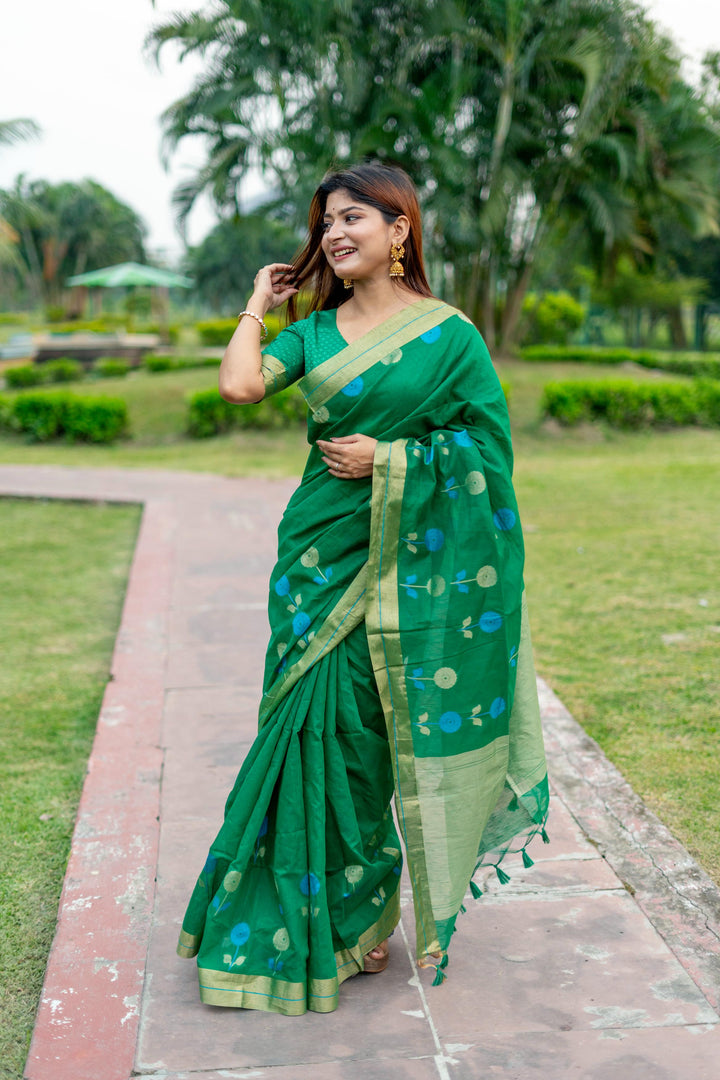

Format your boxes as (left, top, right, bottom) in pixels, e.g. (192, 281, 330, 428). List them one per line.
(332, 248, 357, 261)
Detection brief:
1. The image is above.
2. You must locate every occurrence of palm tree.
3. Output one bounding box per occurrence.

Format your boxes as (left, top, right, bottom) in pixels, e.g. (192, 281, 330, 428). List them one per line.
(148, 0, 719, 347)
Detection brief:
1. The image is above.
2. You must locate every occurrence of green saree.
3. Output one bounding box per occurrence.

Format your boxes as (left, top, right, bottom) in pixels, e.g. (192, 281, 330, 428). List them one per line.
(177, 298, 549, 1014)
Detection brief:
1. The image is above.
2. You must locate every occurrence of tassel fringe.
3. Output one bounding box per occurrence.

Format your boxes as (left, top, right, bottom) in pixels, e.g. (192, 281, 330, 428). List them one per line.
(522, 849, 535, 868)
(541, 828, 550, 844)
(469, 879, 483, 899)
(495, 865, 511, 885)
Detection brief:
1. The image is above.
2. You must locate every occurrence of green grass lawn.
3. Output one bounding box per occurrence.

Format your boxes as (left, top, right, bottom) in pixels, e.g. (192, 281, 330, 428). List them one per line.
(0, 498, 141, 1079)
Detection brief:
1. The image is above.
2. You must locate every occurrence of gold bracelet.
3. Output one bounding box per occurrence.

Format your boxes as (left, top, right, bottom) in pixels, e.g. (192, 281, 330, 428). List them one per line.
(237, 309, 268, 339)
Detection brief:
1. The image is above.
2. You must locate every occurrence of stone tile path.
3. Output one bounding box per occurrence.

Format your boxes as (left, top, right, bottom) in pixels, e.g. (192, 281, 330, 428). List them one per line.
(3, 464, 718, 1080)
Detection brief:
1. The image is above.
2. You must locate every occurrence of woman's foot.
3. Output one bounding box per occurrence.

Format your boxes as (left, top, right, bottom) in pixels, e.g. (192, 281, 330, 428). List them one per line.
(363, 939, 389, 973)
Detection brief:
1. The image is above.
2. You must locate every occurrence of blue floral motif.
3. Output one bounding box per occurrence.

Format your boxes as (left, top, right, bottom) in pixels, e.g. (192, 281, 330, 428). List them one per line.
(230, 922, 250, 946)
(292, 611, 311, 636)
(268, 956, 284, 972)
(414, 697, 506, 735)
(424, 528, 445, 551)
(479, 610, 503, 633)
(439, 711, 462, 733)
(452, 429, 473, 447)
(212, 893, 230, 914)
(509, 645, 519, 667)
(300, 872, 321, 897)
(402, 574, 418, 598)
(410, 666, 425, 690)
(493, 508, 517, 531)
(342, 376, 364, 397)
(453, 569, 470, 594)
(203, 853, 217, 875)
(274, 575, 291, 597)
(420, 325, 442, 344)
(313, 565, 333, 584)
(443, 475, 460, 499)
(227, 921, 250, 968)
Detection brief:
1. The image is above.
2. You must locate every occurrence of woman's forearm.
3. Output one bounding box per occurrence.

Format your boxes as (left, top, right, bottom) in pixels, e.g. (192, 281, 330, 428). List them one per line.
(218, 292, 269, 403)
(218, 263, 298, 403)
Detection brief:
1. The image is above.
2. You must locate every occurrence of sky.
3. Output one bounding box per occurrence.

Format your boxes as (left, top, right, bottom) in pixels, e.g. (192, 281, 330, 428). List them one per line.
(0, 0, 717, 265)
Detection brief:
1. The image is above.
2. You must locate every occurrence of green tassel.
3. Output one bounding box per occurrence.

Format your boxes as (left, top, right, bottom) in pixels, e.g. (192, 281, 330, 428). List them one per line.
(541, 828, 550, 844)
(469, 880, 483, 899)
(440, 953, 449, 969)
(495, 865, 511, 885)
(522, 849, 535, 868)
(432, 965, 447, 986)
(459, 903, 467, 914)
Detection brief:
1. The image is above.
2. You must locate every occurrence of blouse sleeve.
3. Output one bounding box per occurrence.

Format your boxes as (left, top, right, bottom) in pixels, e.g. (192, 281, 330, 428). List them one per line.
(260, 322, 305, 397)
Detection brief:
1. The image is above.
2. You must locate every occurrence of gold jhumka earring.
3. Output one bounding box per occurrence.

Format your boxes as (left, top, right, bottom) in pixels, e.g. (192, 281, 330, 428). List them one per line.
(389, 242, 405, 278)
(343, 278, 353, 289)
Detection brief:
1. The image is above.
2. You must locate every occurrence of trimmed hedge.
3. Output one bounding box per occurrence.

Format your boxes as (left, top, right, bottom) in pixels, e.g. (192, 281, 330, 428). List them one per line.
(43, 358, 84, 383)
(186, 386, 306, 438)
(93, 357, 131, 378)
(542, 378, 720, 429)
(3, 390, 129, 443)
(521, 344, 720, 379)
(142, 353, 220, 373)
(4, 357, 83, 388)
(4, 364, 45, 389)
(196, 313, 282, 347)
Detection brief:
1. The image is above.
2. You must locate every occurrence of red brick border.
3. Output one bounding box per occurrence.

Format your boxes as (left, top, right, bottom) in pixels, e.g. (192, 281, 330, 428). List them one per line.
(24, 500, 175, 1080)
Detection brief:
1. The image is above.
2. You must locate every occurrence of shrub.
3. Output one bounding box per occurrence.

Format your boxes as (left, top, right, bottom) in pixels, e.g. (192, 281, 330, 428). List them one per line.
(142, 353, 221, 373)
(9, 391, 129, 443)
(0, 312, 29, 325)
(93, 357, 131, 378)
(541, 378, 717, 429)
(12, 391, 72, 440)
(523, 291, 586, 345)
(186, 386, 306, 438)
(520, 344, 720, 379)
(4, 364, 45, 389)
(196, 318, 237, 346)
(196, 313, 281, 347)
(43, 357, 84, 383)
(142, 353, 176, 372)
(0, 392, 13, 429)
(63, 396, 129, 443)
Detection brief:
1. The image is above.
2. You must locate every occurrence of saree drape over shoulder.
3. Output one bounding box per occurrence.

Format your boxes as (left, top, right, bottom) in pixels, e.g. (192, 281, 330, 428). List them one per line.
(177, 299, 549, 1014)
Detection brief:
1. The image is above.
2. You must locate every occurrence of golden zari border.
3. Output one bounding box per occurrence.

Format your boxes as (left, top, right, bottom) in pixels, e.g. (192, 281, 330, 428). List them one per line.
(196, 894, 400, 1016)
(260, 354, 290, 394)
(365, 438, 441, 960)
(177, 928, 200, 958)
(259, 566, 368, 727)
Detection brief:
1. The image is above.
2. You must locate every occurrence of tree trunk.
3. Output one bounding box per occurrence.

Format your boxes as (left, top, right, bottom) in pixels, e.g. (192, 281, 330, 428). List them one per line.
(666, 305, 687, 349)
(499, 262, 534, 352)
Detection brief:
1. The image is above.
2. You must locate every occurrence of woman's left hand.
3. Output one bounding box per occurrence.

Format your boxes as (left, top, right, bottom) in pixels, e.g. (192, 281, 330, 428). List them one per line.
(317, 434, 378, 479)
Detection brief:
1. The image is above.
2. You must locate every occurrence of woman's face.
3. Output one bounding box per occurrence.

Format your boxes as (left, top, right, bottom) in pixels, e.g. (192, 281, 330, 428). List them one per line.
(320, 188, 408, 283)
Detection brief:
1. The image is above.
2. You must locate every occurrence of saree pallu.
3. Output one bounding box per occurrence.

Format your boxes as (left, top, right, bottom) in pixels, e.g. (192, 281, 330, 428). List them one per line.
(177, 298, 549, 1013)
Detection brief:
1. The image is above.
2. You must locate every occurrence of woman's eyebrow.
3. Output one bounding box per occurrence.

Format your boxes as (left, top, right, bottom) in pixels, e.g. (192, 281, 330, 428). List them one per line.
(323, 205, 364, 219)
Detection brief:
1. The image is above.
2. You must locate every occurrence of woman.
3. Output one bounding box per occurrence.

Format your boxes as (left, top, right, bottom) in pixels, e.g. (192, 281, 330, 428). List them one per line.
(177, 162, 549, 1015)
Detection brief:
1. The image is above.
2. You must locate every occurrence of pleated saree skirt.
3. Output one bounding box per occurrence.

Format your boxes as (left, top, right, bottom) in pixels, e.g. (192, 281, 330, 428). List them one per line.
(177, 622, 404, 1015)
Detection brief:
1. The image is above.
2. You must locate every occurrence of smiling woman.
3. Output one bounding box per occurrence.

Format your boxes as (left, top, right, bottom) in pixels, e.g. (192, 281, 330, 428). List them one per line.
(179, 161, 549, 1016)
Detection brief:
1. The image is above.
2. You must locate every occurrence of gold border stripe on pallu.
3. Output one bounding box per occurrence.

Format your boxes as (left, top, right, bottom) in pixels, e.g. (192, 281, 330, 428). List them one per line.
(258, 566, 367, 727)
(365, 439, 441, 960)
(298, 299, 456, 413)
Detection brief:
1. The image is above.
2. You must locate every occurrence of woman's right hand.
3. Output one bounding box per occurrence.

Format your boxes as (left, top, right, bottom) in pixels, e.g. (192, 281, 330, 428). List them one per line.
(249, 263, 298, 314)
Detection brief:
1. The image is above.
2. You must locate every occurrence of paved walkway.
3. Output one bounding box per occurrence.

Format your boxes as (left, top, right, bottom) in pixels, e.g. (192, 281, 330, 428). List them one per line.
(3, 464, 719, 1080)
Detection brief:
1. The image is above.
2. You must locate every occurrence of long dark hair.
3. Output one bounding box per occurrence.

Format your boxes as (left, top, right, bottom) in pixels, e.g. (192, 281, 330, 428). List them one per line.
(286, 161, 433, 322)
